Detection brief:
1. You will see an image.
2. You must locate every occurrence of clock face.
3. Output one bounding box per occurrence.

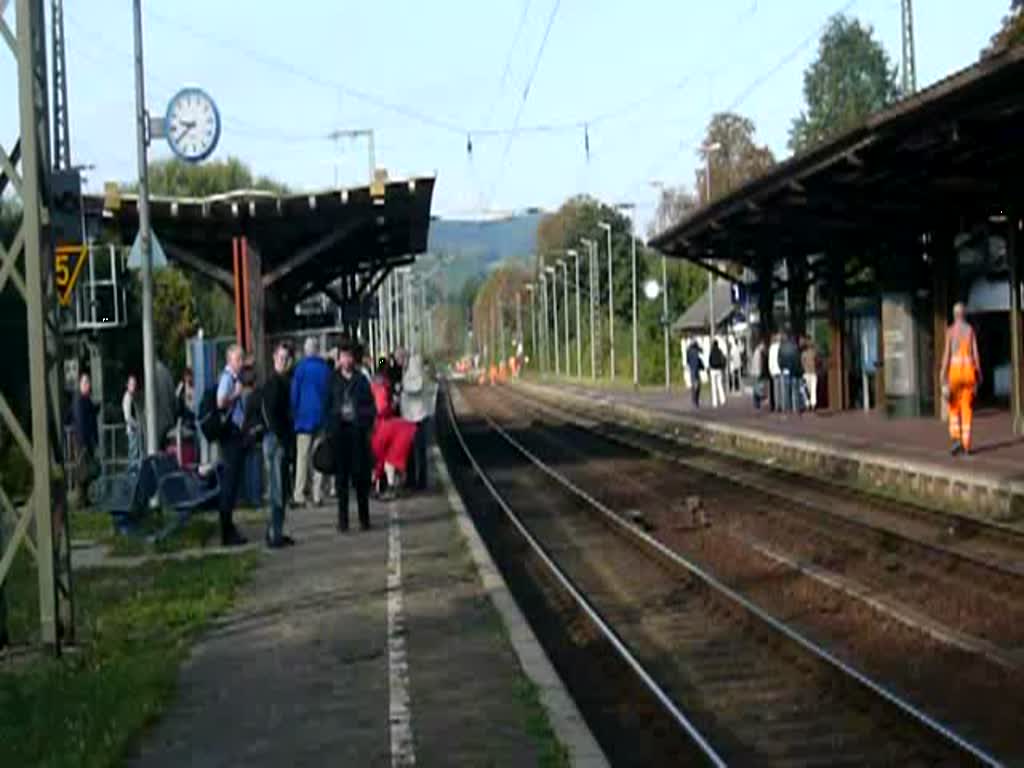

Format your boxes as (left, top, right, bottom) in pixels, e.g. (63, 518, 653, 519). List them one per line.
(165, 88, 220, 163)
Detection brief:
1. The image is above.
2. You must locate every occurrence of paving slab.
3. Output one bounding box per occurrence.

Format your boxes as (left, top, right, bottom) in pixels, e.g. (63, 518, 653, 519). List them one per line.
(129, 442, 590, 767)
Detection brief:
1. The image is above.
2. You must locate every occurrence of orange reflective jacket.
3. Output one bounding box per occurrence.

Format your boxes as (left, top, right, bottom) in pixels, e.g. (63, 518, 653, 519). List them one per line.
(949, 326, 977, 388)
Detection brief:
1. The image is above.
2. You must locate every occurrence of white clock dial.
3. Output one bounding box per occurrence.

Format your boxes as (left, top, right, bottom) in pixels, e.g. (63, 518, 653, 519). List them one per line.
(165, 88, 221, 163)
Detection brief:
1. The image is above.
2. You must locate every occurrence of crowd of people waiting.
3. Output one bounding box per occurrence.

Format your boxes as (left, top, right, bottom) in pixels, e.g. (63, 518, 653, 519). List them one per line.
(68, 334, 430, 550)
(684, 328, 820, 414)
(213, 335, 431, 549)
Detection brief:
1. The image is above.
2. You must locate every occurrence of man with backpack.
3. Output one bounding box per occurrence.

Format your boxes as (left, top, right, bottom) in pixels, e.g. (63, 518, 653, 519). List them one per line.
(216, 344, 248, 546)
(291, 337, 331, 508)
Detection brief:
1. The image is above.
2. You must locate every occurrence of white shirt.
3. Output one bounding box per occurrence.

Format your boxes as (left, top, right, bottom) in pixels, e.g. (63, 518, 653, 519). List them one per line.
(768, 342, 782, 377)
(729, 343, 743, 369)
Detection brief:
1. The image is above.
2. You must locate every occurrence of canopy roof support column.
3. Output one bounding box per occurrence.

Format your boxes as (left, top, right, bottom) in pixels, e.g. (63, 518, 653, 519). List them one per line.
(246, 242, 265, 379)
(1009, 211, 1024, 434)
(827, 252, 847, 411)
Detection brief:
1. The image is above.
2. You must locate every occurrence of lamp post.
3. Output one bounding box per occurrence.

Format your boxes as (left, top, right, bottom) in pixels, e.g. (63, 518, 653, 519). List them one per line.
(498, 293, 506, 366)
(649, 180, 674, 390)
(581, 238, 597, 379)
(133, 0, 159, 454)
(539, 272, 549, 375)
(515, 290, 522, 355)
(526, 284, 537, 372)
(616, 203, 639, 387)
(568, 249, 582, 378)
(598, 221, 614, 381)
(558, 259, 570, 375)
(546, 266, 560, 376)
(703, 142, 723, 343)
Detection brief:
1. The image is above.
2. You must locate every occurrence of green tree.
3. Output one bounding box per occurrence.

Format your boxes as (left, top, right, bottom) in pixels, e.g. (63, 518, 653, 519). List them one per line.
(696, 113, 775, 205)
(153, 267, 196, 372)
(536, 195, 636, 321)
(649, 185, 696, 237)
(140, 157, 290, 198)
(789, 14, 899, 154)
(985, 0, 1024, 56)
(471, 265, 530, 365)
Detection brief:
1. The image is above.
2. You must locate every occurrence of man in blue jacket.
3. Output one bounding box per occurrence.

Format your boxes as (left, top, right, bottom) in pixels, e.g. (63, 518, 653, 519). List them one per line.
(291, 336, 331, 507)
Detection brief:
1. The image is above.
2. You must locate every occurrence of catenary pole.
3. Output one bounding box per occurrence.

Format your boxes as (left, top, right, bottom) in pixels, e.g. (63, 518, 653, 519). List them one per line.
(600, 222, 615, 380)
(133, 0, 158, 455)
(662, 253, 671, 390)
(560, 260, 570, 375)
(573, 251, 582, 378)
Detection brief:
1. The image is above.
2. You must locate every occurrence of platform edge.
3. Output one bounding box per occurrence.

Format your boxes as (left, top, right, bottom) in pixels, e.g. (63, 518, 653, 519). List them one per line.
(430, 442, 609, 768)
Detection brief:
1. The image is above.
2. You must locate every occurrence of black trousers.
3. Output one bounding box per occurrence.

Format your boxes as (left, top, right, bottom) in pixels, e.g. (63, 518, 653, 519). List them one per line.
(334, 426, 371, 529)
(409, 419, 428, 490)
(689, 370, 701, 408)
(218, 430, 245, 537)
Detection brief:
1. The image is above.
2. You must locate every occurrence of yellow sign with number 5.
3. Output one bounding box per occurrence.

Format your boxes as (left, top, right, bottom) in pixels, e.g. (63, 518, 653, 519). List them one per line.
(55, 245, 88, 307)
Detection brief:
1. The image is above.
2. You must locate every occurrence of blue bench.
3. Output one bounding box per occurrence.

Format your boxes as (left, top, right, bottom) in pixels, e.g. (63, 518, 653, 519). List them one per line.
(92, 454, 221, 541)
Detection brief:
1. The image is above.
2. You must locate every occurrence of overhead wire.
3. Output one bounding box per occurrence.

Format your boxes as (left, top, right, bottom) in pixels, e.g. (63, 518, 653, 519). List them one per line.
(627, 0, 861, 204)
(479, 0, 534, 131)
(486, 0, 562, 208)
(142, 5, 467, 135)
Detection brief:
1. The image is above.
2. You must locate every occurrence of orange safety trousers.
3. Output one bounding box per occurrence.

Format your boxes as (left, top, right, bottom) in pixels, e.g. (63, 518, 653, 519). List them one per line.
(948, 333, 977, 450)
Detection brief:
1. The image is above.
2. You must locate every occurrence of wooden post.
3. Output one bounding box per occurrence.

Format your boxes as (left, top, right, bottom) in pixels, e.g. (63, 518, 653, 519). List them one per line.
(827, 251, 847, 411)
(232, 237, 243, 348)
(245, 239, 265, 379)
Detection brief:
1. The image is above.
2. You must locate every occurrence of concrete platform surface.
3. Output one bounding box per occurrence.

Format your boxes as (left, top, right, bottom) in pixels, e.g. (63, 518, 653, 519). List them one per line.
(129, 449, 589, 767)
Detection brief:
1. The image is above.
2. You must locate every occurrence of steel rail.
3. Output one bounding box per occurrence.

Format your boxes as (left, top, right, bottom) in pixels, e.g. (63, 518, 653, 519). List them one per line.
(442, 385, 728, 768)
(469, 389, 1002, 768)
(504, 385, 1024, 581)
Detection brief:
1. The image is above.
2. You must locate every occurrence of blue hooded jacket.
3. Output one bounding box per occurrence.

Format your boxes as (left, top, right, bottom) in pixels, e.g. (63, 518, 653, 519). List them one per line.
(290, 355, 331, 434)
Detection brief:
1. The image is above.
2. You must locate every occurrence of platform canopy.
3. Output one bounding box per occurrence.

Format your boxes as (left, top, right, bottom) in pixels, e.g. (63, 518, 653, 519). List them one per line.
(649, 46, 1024, 268)
(84, 176, 435, 309)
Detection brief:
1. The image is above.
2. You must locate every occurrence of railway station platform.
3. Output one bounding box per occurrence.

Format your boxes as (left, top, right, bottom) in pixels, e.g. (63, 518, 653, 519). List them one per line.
(517, 380, 1024, 526)
(129, 447, 602, 768)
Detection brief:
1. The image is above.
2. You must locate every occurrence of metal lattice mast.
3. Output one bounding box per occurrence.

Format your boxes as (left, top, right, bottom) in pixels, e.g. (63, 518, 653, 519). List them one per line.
(51, 0, 71, 170)
(1, 0, 74, 654)
(901, 0, 917, 95)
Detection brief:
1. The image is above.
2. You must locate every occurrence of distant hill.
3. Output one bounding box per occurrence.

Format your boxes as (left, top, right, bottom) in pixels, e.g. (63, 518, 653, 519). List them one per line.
(427, 210, 543, 295)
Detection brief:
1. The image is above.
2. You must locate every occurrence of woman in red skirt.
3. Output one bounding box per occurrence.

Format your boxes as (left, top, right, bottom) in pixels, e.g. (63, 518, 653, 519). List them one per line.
(370, 359, 416, 499)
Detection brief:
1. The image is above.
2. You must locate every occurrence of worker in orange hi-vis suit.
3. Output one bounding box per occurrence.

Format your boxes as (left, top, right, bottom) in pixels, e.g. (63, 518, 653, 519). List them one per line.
(488, 364, 497, 386)
(940, 301, 982, 457)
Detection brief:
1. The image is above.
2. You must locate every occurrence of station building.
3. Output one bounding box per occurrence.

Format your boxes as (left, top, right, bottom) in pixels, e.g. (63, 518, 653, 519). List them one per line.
(651, 47, 1024, 430)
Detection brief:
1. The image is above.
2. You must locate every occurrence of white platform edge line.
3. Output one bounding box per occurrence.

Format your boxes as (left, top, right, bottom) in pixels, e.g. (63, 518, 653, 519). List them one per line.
(388, 503, 416, 767)
(430, 440, 610, 768)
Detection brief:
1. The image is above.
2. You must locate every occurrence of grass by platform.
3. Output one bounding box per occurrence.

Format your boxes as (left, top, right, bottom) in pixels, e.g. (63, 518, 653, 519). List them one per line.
(0, 549, 257, 768)
(70, 509, 261, 558)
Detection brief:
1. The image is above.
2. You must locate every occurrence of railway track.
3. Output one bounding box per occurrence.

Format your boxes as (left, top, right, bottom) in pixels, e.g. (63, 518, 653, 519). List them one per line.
(515, 383, 1024, 577)
(499, 383, 1024, 658)
(441, 382, 999, 767)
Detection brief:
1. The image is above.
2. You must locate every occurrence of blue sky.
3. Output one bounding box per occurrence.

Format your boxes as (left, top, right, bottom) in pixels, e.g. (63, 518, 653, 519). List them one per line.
(1, 0, 1011, 228)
